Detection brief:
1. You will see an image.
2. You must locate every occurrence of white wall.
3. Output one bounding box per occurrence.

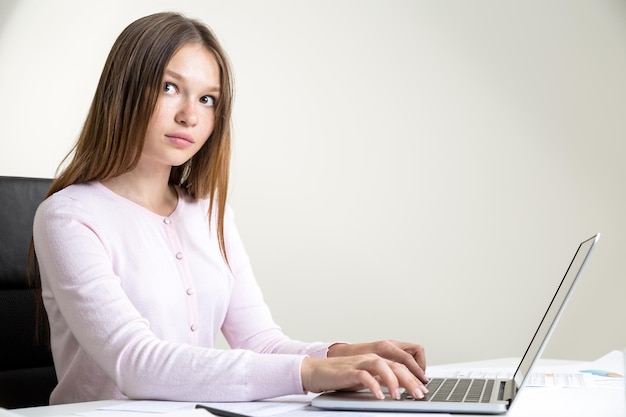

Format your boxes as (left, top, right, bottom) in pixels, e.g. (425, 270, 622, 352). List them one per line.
(1, 0, 624, 365)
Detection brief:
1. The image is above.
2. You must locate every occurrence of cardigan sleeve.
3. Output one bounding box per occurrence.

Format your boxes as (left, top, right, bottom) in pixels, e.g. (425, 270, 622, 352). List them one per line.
(33, 192, 330, 402)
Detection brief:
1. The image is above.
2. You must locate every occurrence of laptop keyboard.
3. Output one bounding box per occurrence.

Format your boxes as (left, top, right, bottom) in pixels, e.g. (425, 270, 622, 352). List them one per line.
(402, 378, 494, 403)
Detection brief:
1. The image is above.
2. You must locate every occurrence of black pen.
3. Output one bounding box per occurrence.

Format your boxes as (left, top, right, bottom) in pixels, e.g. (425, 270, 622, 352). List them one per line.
(195, 404, 252, 417)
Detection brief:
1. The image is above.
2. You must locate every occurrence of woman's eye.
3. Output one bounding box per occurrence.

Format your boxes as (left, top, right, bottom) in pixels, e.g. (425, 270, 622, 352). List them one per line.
(200, 95, 215, 107)
(163, 82, 177, 94)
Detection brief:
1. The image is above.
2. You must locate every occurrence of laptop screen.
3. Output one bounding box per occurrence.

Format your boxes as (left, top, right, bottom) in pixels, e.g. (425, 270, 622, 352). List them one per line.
(512, 234, 599, 392)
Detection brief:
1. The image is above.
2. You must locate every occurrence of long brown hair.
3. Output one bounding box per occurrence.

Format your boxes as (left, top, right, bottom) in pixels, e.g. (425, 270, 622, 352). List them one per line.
(30, 12, 234, 340)
(54, 11, 233, 227)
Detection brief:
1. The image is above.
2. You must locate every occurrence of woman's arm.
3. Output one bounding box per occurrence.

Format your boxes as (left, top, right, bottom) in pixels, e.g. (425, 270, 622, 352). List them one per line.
(33, 193, 309, 402)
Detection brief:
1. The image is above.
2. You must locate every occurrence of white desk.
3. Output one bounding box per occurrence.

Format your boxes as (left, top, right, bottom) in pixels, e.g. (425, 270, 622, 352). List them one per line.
(9, 356, 625, 417)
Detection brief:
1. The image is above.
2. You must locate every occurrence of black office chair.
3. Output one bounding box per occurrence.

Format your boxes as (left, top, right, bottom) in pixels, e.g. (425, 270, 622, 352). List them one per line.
(0, 176, 57, 408)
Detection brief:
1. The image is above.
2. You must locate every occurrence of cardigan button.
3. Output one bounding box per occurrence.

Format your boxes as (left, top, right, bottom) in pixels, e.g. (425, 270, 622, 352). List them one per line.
(175, 252, 184, 260)
(163, 218, 171, 225)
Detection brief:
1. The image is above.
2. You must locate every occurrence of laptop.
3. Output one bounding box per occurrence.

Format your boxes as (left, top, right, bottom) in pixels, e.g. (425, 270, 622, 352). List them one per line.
(312, 233, 600, 414)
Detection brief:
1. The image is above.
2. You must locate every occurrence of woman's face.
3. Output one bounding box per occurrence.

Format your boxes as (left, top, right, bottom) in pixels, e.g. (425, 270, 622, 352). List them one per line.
(141, 43, 221, 170)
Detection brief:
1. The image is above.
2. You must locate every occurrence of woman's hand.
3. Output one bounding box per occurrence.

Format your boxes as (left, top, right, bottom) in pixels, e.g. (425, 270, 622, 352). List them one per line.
(301, 340, 428, 400)
(327, 340, 427, 383)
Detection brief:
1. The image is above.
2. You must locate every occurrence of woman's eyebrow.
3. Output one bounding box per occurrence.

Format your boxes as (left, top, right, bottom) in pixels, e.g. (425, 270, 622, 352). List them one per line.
(164, 69, 221, 93)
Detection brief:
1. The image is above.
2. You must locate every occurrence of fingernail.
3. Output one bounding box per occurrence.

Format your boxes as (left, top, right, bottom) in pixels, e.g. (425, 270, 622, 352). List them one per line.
(422, 385, 429, 394)
(413, 388, 425, 399)
(394, 388, 402, 400)
(376, 390, 385, 400)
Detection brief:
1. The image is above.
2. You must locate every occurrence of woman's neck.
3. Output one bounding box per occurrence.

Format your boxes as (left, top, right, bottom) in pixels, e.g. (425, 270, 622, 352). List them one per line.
(101, 167, 178, 217)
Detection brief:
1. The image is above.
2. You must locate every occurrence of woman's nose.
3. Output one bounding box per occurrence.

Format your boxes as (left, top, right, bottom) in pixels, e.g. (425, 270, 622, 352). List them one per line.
(175, 100, 198, 126)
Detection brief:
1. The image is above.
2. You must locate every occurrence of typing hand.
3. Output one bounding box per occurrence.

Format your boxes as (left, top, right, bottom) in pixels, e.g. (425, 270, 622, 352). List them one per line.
(301, 340, 428, 400)
(328, 340, 428, 383)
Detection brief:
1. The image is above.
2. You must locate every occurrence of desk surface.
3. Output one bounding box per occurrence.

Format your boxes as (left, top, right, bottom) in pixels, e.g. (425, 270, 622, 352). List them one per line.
(10, 356, 626, 417)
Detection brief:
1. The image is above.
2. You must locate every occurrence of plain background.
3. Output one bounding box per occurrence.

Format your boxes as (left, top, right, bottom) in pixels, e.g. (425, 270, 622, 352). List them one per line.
(1, 0, 624, 366)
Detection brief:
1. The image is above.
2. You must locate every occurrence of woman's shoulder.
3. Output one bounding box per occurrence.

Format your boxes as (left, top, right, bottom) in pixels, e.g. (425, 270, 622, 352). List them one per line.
(34, 183, 106, 234)
(38, 181, 114, 216)
(43, 181, 105, 205)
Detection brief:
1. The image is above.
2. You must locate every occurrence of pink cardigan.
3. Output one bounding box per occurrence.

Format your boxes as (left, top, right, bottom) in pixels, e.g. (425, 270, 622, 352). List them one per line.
(33, 182, 331, 404)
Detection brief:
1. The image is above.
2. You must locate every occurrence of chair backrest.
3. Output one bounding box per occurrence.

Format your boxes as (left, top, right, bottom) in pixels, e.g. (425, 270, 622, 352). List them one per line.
(0, 176, 57, 408)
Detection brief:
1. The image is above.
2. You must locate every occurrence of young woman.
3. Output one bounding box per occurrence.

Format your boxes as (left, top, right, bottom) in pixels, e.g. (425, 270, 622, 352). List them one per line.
(32, 12, 428, 405)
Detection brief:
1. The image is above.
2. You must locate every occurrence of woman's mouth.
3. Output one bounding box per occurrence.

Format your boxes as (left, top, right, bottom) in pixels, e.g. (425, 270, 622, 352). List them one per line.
(166, 133, 195, 148)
